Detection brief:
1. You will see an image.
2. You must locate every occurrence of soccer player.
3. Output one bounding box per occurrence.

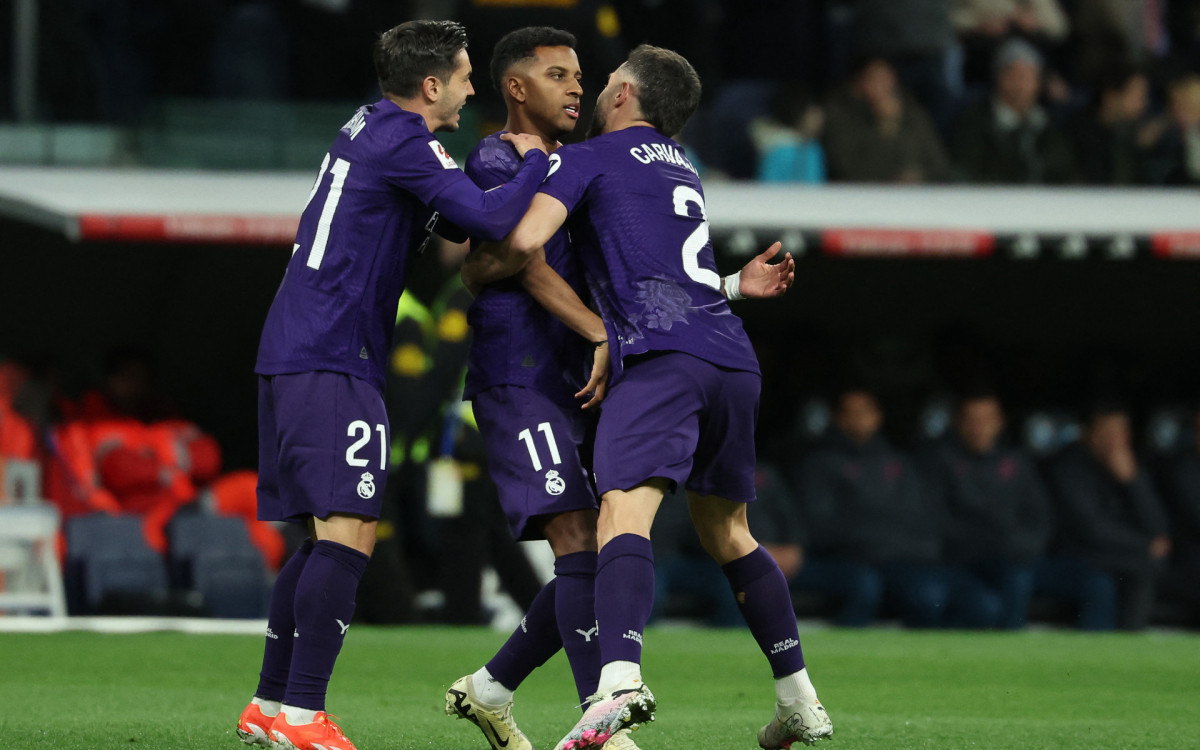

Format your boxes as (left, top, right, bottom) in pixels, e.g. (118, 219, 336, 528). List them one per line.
(235, 20, 551, 750)
(461, 45, 830, 750)
(441, 26, 611, 750)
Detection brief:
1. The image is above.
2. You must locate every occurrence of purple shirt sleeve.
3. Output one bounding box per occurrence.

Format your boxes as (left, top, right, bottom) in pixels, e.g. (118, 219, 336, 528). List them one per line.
(537, 146, 597, 214)
(384, 134, 550, 242)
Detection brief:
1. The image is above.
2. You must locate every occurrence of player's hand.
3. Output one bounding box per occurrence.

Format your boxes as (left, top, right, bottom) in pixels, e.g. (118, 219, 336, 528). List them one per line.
(460, 255, 484, 297)
(735, 242, 794, 299)
(576, 341, 610, 410)
(501, 132, 548, 158)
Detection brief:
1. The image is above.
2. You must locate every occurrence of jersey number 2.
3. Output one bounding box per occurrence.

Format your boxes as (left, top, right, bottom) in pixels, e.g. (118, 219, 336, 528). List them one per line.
(672, 185, 720, 290)
(300, 153, 351, 271)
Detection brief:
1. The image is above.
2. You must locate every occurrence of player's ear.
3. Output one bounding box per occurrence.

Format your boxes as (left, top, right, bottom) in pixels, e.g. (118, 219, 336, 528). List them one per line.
(422, 75, 441, 103)
(504, 75, 525, 104)
(614, 81, 634, 107)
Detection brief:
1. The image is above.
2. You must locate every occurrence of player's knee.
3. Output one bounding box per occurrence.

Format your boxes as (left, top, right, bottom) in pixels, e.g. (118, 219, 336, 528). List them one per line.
(314, 514, 377, 557)
(543, 509, 599, 556)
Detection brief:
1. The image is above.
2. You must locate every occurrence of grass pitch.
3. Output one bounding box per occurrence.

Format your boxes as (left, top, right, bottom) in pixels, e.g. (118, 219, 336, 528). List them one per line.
(2, 625, 1198, 749)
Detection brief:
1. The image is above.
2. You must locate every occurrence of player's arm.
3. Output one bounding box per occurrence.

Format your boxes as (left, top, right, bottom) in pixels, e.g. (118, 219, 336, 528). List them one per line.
(517, 252, 609, 409)
(722, 241, 795, 300)
(426, 134, 550, 242)
(460, 193, 569, 291)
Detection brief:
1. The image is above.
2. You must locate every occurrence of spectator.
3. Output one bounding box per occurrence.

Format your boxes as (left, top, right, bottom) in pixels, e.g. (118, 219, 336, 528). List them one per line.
(748, 84, 827, 183)
(1072, 66, 1162, 185)
(823, 58, 953, 183)
(851, 0, 962, 132)
(950, 37, 1077, 183)
(952, 0, 1070, 87)
(920, 390, 1053, 628)
(1160, 405, 1200, 626)
(1070, 0, 1170, 87)
(1042, 402, 1172, 630)
(1143, 73, 1200, 185)
(791, 388, 999, 628)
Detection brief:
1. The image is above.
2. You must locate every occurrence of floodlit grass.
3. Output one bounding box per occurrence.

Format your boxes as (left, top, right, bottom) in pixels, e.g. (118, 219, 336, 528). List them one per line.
(3, 625, 1198, 749)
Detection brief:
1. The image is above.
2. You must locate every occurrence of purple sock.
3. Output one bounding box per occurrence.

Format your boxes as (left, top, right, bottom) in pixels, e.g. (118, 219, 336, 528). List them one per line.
(554, 551, 600, 703)
(595, 534, 654, 666)
(486, 579, 562, 691)
(722, 546, 806, 677)
(255, 538, 314, 701)
(283, 540, 369, 711)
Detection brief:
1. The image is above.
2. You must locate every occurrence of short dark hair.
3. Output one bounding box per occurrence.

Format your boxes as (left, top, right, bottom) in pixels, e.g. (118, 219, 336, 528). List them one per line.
(622, 44, 701, 137)
(490, 27, 577, 95)
(374, 20, 469, 98)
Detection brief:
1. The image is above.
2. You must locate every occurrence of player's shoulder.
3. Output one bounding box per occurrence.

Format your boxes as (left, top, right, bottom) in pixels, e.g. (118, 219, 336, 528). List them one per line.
(550, 138, 604, 172)
(356, 100, 458, 164)
(466, 132, 521, 182)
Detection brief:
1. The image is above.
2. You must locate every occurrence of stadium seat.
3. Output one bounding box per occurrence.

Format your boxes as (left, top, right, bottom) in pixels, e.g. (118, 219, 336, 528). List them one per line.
(914, 394, 955, 444)
(64, 513, 169, 614)
(0, 501, 67, 617)
(1021, 411, 1081, 459)
(167, 514, 269, 618)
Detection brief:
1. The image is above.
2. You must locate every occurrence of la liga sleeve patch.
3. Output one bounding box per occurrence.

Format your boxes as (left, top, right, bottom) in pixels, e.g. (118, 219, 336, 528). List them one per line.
(428, 140, 458, 169)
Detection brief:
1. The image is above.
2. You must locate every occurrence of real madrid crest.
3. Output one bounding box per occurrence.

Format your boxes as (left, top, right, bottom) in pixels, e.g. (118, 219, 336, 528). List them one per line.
(357, 472, 376, 499)
(544, 469, 566, 496)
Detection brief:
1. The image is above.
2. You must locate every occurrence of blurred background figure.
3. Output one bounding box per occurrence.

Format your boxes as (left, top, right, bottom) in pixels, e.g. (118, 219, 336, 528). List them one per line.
(952, 0, 1070, 90)
(850, 0, 961, 133)
(1071, 65, 1161, 185)
(1159, 404, 1200, 628)
(919, 389, 1053, 629)
(791, 387, 999, 628)
(1143, 73, 1200, 185)
(749, 84, 827, 184)
(823, 57, 953, 183)
(1041, 402, 1171, 631)
(951, 37, 1076, 183)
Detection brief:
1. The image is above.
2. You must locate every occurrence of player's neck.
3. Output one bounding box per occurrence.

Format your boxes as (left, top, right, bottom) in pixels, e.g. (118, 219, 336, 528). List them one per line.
(606, 119, 655, 135)
(504, 111, 562, 152)
(384, 94, 439, 133)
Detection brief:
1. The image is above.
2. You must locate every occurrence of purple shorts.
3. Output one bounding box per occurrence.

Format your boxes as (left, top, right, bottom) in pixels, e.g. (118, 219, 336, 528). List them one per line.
(257, 371, 390, 523)
(593, 351, 760, 502)
(472, 385, 599, 540)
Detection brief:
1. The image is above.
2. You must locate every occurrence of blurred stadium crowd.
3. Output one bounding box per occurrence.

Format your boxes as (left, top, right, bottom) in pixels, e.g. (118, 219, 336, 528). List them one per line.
(6, 1, 1200, 185)
(2, 2, 1199, 630)
(2, 272, 1198, 630)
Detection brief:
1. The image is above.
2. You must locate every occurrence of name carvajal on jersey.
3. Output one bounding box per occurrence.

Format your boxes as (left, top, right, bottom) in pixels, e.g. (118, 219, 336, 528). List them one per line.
(629, 142, 698, 175)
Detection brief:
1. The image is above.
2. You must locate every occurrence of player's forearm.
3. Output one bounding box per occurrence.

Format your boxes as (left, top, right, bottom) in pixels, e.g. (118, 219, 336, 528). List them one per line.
(519, 254, 606, 343)
(462, 238, 537, 289)
(431, 151, 550, 241)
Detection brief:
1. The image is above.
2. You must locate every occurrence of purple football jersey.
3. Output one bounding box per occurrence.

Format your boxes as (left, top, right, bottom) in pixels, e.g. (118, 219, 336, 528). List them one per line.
(256, 101, 549, 393)
(538, 126, 759, 383)
(463, 133, 591, 406)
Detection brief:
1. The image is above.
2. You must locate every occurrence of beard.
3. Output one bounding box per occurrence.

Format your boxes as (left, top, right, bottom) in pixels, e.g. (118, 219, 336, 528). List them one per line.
(586, 105, 607, 139)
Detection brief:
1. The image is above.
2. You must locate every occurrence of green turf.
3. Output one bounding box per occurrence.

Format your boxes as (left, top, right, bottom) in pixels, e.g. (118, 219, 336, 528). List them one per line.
(3, 625, 1198, 749)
